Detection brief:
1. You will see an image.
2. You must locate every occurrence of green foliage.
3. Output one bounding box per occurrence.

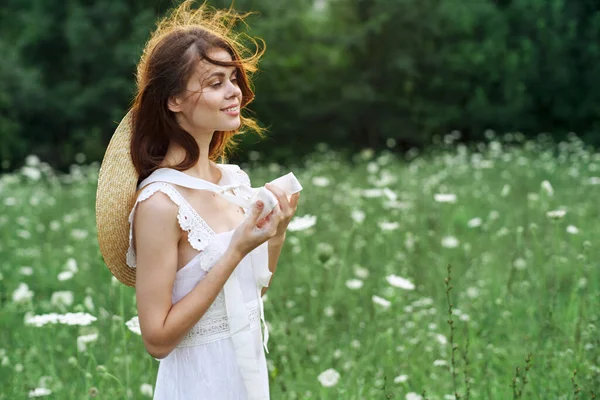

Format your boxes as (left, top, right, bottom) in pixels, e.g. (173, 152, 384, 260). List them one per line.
(2, 0, 600, 170)
(2, 136, 600, 397)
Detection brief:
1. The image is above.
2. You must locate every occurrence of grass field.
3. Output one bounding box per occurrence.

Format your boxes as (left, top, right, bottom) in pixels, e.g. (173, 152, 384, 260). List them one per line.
(1, 132, 599, 399)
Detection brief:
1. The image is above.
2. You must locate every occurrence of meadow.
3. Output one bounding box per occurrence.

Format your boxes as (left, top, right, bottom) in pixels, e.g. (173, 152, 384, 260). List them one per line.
(1, 131, 599, 399)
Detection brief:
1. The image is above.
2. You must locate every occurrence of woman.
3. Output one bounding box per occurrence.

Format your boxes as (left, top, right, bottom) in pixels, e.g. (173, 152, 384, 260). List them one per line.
(96, 1, 300, 399)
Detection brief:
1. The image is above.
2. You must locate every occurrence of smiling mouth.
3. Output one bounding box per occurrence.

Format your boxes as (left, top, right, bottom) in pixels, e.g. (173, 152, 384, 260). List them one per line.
(222, 106, 239, 112)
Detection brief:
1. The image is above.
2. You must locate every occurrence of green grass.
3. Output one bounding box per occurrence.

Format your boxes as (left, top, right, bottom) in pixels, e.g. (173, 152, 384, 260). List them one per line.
(1, 132, 599, 399)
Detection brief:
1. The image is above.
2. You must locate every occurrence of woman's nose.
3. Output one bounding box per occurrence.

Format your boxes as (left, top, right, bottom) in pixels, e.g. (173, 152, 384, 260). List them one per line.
(227, 81, 242, 98)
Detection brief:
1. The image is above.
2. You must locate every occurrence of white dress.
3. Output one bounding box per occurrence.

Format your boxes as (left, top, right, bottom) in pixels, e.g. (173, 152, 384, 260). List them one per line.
(126, 164, 271, 400)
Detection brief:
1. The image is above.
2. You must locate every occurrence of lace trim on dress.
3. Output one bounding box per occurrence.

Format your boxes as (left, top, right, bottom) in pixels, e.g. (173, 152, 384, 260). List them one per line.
(126, 165, 251, 271)
(126, 182, 214, 269)
(178, 300, 260, 347)
(197, 238, 227, 272)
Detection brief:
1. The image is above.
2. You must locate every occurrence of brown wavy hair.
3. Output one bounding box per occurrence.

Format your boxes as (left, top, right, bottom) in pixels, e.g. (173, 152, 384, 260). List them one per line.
(129, 0, 266, 182)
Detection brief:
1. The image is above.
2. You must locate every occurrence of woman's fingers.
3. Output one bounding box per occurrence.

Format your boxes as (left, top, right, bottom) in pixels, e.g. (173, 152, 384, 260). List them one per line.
(289, 192, 300, 210)
(265, 183, 291, 214)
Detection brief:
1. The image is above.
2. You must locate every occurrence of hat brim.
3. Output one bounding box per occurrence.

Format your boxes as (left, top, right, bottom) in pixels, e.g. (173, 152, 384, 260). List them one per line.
(95, 110, 138, 287)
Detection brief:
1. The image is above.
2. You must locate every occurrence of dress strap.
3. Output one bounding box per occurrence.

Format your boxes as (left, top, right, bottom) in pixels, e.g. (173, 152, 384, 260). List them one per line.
(138, 167, 253, 209)
(125, 182, 216, 269)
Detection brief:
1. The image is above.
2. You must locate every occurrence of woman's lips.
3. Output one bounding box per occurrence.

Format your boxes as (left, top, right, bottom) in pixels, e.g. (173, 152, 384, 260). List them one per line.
(221, 106, 240, 116)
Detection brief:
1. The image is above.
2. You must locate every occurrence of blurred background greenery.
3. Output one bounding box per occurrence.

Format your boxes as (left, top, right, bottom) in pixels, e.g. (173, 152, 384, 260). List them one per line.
(2, 0, 600, 171)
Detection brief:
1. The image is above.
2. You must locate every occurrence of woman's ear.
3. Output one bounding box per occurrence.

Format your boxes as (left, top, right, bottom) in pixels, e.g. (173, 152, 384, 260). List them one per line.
(167, 96, 183, 113)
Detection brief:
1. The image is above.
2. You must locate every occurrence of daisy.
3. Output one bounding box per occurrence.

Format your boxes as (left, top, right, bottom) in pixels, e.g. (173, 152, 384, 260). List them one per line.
(441, 236, 459, 248)
(317, 368, 340, 387)
(546, 209, 566, 219)
(434, 193, 457, 203)
(287, 215, 317, 231)
(386, 274, 415, 290)
(372, 295, 391, 309)
(345, 279, 364, 290)
(566, 225, 579, 234)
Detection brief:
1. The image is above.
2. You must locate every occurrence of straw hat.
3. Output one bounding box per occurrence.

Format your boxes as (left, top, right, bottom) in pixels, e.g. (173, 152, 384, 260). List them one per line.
(95, 110, 139, 287)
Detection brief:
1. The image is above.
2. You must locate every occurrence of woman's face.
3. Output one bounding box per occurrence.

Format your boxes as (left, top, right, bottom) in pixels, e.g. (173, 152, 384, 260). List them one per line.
(169, 47, 242, 136)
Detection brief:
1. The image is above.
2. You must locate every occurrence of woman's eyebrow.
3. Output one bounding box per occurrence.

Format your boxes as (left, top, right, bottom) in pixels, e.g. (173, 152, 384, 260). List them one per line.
(206, 69, 237, 79)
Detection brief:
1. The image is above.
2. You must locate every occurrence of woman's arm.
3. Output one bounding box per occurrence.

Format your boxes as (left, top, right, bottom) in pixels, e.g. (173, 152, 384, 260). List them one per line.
(133, 192, 244, 359)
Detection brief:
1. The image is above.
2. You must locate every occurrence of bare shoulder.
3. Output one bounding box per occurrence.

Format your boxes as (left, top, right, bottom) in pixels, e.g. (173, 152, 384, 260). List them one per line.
(133, 189, 180, 288)
(133, 189, 180, 255)
(135, 189, 179, 223)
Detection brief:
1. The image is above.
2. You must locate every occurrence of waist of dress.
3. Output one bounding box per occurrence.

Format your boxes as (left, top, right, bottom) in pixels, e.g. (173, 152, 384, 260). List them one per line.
(177, 299, 260, 348)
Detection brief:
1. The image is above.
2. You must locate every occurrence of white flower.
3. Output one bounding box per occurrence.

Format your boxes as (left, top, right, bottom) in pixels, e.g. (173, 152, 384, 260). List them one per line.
(317, 368, 340, 387)
(367, 162, 379, 174)
(65, 258, 78, 273)
(324, 306, 335, 317)
(22, 166, 41, 181)
(433, 359, 448, 367)
(76, 333, 98, 352)
(527, 192, 539, 202)
(354, 266, 369, 279)
(501, 184, 511, 197)
(71, 229, 88, 240)
(435, 334, 448, 346)
(434, 193, 457, 203)
(351, 210, 365, 224)
(541, 180, 554, 196)
(287, 215, 317, 231)
(345, 279, 364, 290)
(386, 274, 415, 290)
(57, 271, 74, 281)
(372, 295, 391, 309)
(24, 313, 59, 327)
(51, 291, 74, 307)
(406, 393, 422, 400)
(467, 217, 482, 228)
(140, 383, 154, 397)
(24, 312, 97, 327)
(12, 283, 34, 303)
(25, 154, 41, 166)
(362, 188, 382, 198)
(60, 312, 97, 326)
(378, 221, 399, 231)
(393, 374, 408, 383)
(312, 176, 330, 187)
(28, 388, 52, 397)
(566, 225, 579, 234)
(466, 287, 480, 298)
(441, 236, 460, 248)
(412, 297, 434, 307)
(125, 316, 142, 335)
(19, 266, 34, 276)
(546, 209, 566, 219)
(17, 230, 31, 239)
(513, 258, 526, 270)
(382, 188, 398, 201)
(587, 177, 600, 185)
(84, 296, 95, 311)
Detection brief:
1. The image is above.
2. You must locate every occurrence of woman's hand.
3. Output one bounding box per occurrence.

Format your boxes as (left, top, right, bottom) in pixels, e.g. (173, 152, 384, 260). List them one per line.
(229, 200, 283, 258)
(261, 183, 301, 241)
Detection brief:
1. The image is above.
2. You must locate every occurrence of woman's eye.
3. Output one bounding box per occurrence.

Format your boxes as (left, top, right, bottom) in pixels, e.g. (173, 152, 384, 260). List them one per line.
(212, 81, 222, 87)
